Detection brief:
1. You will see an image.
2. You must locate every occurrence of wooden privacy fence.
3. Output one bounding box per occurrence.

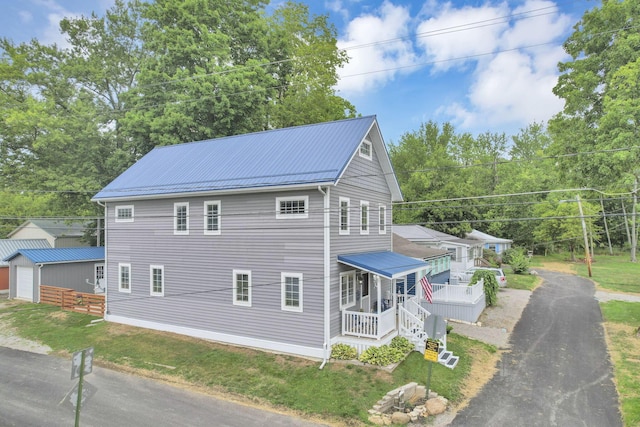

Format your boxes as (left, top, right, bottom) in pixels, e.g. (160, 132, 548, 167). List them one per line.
(40, 285, 105, 317)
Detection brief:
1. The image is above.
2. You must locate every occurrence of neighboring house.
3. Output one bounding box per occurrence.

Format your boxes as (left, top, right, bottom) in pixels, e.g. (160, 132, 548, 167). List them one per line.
(466, 229, 513, 255)
(92, 116, 434, 361)
(392, 234, 451, 292)
(4, 247, 105, 302)
(393, 225, 484, 274)
(8, 219, 89, 248)
(0, 239, 51, 293)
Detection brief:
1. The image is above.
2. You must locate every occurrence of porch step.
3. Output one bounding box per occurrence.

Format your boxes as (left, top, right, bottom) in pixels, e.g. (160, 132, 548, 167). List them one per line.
(443, 356, 459, 369)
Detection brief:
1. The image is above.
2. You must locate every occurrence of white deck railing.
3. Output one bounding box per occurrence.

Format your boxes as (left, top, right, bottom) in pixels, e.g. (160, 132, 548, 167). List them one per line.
(342, 308, 396, 339)
(431, 280, 484, 303)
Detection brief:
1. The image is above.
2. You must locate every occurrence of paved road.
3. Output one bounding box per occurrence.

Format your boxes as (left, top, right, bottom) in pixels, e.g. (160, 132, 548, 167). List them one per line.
(449, 270, 622, 427)
(0, 347, 326, 427)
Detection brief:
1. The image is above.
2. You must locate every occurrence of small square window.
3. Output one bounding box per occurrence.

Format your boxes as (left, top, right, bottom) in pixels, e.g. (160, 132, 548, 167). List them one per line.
(359, 140, 372, 160)
(115, 205, 134, 222)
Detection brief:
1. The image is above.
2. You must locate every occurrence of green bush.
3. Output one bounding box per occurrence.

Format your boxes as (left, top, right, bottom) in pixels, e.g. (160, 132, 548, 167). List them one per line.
(390, 336, 414, 353)
(331, 343, 357, 360)
(359, 344, 406, 366)
(509, 251, 530, 274)
(471, 270, 499, 306)
(482, 248, 501, 267)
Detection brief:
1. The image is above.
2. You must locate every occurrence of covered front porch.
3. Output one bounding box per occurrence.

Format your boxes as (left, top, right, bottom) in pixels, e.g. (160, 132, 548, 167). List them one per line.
(337, 251, 429, 340)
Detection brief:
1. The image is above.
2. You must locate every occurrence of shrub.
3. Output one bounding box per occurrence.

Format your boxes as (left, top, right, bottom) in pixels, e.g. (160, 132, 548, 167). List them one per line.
(471, 270, 499, 306)
(358, 344, 406, 366)
(390, 336, 414, 353)
(509, 251, 530, 274)
(482, 248, 501, 267)
(331, 343, 357, 360)
(502, 247, 526, 265)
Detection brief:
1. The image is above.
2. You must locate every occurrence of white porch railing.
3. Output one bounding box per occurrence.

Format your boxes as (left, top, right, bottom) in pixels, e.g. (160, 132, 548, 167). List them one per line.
(431, 280, 484, 303)
(342, 308, 396, 339)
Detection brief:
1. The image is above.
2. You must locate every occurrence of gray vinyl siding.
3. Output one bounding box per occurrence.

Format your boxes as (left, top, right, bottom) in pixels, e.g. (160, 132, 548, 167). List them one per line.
(105, 190, 326, 349)
(8, 254, 37, 300)
(40, 262, 97, 293)
(329, 139, 393, 338)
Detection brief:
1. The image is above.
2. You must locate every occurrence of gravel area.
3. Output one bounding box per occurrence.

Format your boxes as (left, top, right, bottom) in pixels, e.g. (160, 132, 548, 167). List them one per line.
(0, 294, 52, 354)
(594, 290, 640, 303)
(448, 288, 533, 349)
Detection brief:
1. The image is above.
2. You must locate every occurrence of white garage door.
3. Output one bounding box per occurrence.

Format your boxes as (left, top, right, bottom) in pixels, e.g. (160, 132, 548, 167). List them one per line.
(16, 266, 34, 301)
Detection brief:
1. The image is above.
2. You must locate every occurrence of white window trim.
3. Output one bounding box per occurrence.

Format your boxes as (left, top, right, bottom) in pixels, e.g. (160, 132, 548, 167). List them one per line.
(233, 269, 252, 307)
(204, 200, 221, 235)
(275, 196, 309, 219)
(115, 205, 134, 223)
(174, 202, 189, 235)
(339, 197, 350, 235)
(281, 272, 303, 312)
(378, 204, 387, 234)
(340, 271, 356, 309)
(360, 201, 369, 235)
(150, 265, 164, 297)
(359, 139, 372, 160)
(118, 263, 131, 293)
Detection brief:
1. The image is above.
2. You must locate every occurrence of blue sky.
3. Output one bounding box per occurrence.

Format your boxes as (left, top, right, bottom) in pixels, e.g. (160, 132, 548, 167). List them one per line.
(0, 0, 595, 144)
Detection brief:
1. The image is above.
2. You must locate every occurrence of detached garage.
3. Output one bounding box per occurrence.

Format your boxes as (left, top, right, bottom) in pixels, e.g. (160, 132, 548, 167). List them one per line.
(3, 247, 104, 302)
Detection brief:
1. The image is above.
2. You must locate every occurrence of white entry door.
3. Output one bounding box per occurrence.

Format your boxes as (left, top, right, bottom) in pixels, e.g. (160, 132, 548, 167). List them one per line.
(16, 266, 34, 301)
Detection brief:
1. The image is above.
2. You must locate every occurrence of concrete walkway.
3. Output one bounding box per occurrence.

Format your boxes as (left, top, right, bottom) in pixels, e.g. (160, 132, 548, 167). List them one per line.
(448, 270, 622, 426)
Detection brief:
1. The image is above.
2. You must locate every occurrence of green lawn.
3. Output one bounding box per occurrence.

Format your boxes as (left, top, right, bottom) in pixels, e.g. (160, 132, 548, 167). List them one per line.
(0, 301, 494, 424)
(505, 272, 539, 291)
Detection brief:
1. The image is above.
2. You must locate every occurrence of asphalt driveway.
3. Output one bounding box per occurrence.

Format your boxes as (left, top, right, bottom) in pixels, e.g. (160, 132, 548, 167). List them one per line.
(449, 270, 622, 426)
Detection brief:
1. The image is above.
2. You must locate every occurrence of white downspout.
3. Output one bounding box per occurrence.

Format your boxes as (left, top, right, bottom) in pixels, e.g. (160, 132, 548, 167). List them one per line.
(37, 264, 43, 303)
(318, 186, 331, 369)
(96, 200, 108, 318)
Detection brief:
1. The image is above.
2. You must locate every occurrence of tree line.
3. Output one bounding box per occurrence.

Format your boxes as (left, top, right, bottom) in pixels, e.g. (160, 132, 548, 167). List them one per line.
(1, 0, 638, 260)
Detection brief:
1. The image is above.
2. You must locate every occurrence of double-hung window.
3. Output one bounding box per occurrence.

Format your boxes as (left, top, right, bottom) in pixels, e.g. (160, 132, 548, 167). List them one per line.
(119, 263, 131, 293)
(115, 205, 134, 222)
(204, 201, 221, 235)
(340, 271, 355, 309)
(150, 265, 164, 296)
(281, 272, 303, 312)
(379, 204, 386, 234)
(360, 201, 369, 235)
(276, 196, 308, 219)
(233, 269, 251, 307)
(174, 202, 189, 235)
(339, 197, 350, 235)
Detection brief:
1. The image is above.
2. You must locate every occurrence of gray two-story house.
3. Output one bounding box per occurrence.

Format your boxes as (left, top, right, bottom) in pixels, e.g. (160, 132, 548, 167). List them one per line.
(93, 116, 431, 362)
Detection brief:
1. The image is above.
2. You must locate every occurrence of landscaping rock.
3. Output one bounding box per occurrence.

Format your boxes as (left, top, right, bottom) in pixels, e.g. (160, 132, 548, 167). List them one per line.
(391, 411, 411, 425)
(368, 415, 385, 425)
(426, 397, 447, 415)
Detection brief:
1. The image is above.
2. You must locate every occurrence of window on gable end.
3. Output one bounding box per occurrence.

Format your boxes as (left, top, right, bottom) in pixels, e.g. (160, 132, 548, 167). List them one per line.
(379, 204, 386, 234)
(339, 197, 350, 235)
(115, 205, 134, 223)
(359, 139, 372, 160)
(360, 201, 369, 235)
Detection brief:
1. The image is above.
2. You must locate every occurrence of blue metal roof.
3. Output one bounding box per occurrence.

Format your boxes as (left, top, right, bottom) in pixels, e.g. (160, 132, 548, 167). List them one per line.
(3, 247, 104, 264)
(93, 116, 379, 200)
(337, 251, 429, 279)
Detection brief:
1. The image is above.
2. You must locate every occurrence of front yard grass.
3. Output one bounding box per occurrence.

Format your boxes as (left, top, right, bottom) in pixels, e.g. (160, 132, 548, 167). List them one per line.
(505, 273, 539, 291)
(0, 301, 494, 425)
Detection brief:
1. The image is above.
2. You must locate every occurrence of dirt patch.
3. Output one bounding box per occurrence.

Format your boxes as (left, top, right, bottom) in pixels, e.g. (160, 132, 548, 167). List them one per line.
(534, 262, 576, 274)
(454, 346, 501, 411)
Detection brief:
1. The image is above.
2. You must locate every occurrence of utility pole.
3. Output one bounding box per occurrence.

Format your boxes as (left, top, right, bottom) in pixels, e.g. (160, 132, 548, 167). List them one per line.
(632, 177, 638, 263)
(576, 195, 592, 277)
(599, 195, 613, 256)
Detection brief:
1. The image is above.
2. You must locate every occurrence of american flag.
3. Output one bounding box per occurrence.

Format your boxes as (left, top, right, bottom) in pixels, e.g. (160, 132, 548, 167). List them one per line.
(420, 275, 433, 304)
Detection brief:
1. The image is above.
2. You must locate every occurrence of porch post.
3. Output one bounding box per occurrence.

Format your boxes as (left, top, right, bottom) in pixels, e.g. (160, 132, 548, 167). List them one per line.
(375, 275, 381, 314)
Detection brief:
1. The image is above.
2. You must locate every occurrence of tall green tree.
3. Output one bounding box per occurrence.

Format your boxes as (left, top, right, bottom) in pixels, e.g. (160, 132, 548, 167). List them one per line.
(549, 0, 639, 259)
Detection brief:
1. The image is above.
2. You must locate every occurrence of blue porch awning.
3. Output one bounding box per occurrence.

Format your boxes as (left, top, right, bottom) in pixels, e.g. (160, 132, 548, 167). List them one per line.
(337, 251, 429, 279)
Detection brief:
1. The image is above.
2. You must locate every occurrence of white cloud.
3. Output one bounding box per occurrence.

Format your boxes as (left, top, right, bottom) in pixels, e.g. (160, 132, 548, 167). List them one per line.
(415, 2, 510, 72)
(422, 0, 573, 131)
(336, 1, 417, 95)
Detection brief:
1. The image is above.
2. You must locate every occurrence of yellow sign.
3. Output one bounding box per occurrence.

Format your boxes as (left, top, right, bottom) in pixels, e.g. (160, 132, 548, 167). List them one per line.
(424, 339, 439, 362)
